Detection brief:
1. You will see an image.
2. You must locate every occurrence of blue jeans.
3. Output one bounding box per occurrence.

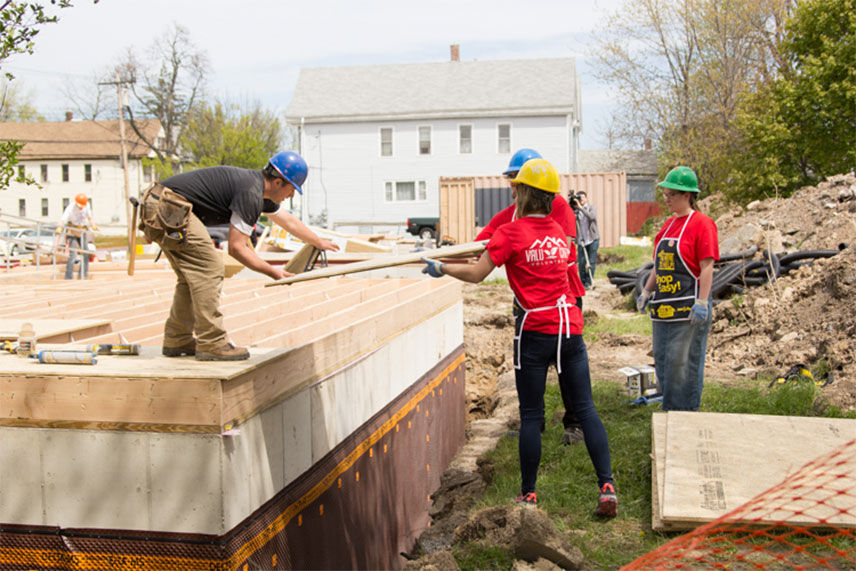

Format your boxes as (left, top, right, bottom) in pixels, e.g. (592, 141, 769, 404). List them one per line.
(514, 330, 613, 494)
(577, 239, 599, 286)
(64, 234, 88, 279)
(652, 307, 713, 411)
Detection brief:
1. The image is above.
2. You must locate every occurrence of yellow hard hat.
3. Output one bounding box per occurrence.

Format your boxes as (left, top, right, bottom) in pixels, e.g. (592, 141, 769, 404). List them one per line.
(511, 158, 560, 194)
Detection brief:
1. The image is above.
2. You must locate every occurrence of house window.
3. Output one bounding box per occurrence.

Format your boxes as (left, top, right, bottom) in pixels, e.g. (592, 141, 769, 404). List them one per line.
(84, 164, 92, 182)
(459, 125, 472, 154)
(18, 199, 26, 217)
(40, 164, 48, 182)
(41, 198, 49, 216)
(498, 124, 511, 153)
(62, 164, 69, 182)
(385, 180, 426, 202)
(380, 127, 393, 157)
(62, 198, 70, 210)
(17, 165, 25, 180)
(418, 126, 431, 155)
(143, 165, 153, 183)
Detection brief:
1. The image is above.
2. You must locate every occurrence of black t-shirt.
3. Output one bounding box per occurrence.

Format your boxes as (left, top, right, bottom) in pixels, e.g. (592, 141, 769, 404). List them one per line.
(160, 166, 279, 229)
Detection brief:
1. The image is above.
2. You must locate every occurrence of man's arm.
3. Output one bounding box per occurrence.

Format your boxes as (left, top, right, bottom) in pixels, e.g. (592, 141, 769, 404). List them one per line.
(227, 225, 293, 280)
(268, 209, 340, 251)
(579, 203, 597, 221)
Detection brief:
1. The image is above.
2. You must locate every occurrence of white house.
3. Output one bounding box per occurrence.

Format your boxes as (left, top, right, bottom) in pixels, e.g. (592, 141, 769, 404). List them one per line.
(286, 51, 582, 234)
(0, 118, 163, 234)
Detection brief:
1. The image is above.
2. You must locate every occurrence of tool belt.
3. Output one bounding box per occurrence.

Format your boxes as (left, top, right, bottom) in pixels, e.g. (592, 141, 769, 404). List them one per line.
(139, 183, 193, 249)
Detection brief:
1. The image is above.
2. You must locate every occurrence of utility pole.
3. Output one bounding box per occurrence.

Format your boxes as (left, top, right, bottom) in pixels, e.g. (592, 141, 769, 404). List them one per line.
(99, 75, 134, 252)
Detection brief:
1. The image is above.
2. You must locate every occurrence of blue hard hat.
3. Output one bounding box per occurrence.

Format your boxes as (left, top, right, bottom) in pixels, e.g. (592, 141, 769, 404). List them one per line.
(267, 151, 307, 195)
(503, 148, 542, 175)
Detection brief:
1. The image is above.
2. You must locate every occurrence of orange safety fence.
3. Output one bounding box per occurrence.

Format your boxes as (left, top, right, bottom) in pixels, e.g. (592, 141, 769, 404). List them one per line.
(624, 439, 856, 569)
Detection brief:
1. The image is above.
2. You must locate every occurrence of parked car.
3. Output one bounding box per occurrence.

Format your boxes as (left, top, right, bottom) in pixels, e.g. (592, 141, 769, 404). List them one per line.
(205, 223, 265, 249)
(405, 217, 439, 240)
(0, 226, 59, 257)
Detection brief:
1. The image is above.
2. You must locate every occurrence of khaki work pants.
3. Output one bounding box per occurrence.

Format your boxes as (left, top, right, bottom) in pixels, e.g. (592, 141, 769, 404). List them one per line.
(143, 192, 227, 351)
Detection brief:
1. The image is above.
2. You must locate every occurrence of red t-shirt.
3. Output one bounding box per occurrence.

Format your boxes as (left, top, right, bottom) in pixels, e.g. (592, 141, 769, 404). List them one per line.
(477, 195, 586, 298)
(487, 215, 583, 335)
(654, 211, 720, 277)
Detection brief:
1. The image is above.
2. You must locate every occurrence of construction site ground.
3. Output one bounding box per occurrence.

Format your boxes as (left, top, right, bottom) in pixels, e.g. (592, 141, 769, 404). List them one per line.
(409, 173, 856, 569)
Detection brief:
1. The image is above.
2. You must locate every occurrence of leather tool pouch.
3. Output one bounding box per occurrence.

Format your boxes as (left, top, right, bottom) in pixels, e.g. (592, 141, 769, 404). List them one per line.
(140, 184, 193, 249)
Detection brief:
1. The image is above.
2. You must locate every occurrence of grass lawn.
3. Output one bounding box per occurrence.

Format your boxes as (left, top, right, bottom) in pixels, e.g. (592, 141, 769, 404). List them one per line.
(452, 244, 856, 569)
(458, 379, 856, 569)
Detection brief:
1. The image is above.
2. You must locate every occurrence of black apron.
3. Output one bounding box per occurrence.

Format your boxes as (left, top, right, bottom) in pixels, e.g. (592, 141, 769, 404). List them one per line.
(649, 212, 698, 322)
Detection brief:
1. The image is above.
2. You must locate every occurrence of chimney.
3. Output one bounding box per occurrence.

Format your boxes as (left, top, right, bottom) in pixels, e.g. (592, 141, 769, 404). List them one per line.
(65, 111, 73, 122)
(644, 138, 652, 151)
(450, 44, 460, 62)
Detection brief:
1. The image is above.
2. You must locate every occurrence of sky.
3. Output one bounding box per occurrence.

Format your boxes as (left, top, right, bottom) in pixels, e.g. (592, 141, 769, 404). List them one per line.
(3, 0, 626, 150)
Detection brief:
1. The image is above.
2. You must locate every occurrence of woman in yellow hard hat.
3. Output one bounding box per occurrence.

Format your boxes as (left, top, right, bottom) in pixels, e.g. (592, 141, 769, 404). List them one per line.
(636, 166, 719, 411)
(422, 158, 617, 517)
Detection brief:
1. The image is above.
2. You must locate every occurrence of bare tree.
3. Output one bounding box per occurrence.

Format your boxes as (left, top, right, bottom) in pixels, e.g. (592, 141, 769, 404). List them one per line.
(60, 70, 110, 120)
(589, 0, 792, 190)
(114, 23, 209, 162)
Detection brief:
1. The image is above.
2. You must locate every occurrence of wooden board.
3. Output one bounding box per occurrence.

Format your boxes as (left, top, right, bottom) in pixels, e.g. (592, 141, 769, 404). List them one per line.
(283, 243, 321, 274)
(661, 411, 856, 527)
(0, 318, 112, 343)
(266, 241, 487, 286)
(651, 412, 694, 531)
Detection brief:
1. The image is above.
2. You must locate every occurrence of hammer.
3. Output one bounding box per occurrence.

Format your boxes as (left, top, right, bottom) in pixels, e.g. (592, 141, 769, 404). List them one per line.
(128, 196, 139, 276)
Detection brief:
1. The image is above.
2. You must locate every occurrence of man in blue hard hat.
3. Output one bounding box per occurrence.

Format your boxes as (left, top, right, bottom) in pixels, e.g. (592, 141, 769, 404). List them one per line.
(140, 151, 338, 361)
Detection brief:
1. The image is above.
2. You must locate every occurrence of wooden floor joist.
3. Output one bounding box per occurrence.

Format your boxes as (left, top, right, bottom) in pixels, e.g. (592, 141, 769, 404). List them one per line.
(0, 263, 463, 432)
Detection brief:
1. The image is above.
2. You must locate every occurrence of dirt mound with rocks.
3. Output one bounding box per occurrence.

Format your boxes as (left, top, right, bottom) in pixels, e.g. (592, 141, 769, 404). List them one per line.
(462, 283, 514, 421)
(706, 173, 856, 410)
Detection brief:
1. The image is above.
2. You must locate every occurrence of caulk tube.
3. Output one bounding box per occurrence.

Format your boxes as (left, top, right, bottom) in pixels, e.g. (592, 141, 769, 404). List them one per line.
(34, 350, 98, 365)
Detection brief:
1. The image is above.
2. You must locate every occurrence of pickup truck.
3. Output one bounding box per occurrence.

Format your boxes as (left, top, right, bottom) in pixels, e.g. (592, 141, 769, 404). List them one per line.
(405, 217, 439, 240)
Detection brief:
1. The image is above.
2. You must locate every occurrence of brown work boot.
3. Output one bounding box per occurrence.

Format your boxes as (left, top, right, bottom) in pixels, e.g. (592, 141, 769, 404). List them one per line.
(162, 339, 196, 357)
(195, 342, 250, 361)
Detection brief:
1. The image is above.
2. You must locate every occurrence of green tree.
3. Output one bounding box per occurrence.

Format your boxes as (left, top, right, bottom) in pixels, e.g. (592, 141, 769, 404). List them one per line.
(0, 80, 45, 121)
(733, 0, 856, 200)
(591, 0, 792, 195)
(0, 0, 75, 190)
(180, 100, 282, 170)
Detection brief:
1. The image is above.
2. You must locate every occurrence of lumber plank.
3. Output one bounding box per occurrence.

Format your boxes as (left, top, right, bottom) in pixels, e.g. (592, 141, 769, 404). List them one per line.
(661, 411, 856, 527)
(266, 241, 487, 286)
(283, 243, 321, 274)
(0, 318, 112, 343)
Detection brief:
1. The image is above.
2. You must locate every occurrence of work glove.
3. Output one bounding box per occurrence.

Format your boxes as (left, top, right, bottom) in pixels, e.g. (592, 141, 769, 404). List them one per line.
(689, 299, 709, 326)
(421, 257, 445, 278)
(636, 289, 652, 313)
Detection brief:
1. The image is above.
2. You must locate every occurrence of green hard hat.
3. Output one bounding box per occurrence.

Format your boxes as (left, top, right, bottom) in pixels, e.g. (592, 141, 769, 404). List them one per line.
(657, 166, 699, 193)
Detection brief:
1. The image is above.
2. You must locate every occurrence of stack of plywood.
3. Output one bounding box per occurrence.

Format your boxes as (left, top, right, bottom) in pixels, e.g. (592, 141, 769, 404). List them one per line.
(652, 411, 856, 531)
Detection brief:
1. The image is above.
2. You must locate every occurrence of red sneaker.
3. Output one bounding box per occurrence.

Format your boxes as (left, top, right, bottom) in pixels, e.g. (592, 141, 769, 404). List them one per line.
(596, 482, 617, 517)
(514, 492, 537, 507)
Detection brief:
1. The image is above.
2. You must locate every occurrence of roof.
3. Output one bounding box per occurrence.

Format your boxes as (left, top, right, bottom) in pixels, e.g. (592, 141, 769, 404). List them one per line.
(0, 119, 163, 160)
(286, 58, 577, 123)
(578, 150, 658, 176)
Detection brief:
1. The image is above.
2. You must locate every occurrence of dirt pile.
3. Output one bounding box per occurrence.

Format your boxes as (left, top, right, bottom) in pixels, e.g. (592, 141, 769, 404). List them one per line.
(707, 173, 856, 410)
(462, 283, 514, 420)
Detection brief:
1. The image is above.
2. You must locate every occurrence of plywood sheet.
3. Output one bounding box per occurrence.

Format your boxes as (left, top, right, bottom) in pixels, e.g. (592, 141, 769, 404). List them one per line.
(651, 412, 693, 531)
(662, 411, 856, 526)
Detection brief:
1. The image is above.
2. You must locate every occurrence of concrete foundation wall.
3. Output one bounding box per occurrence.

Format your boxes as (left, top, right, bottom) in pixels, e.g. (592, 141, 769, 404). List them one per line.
(0, 302, 463, 535)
